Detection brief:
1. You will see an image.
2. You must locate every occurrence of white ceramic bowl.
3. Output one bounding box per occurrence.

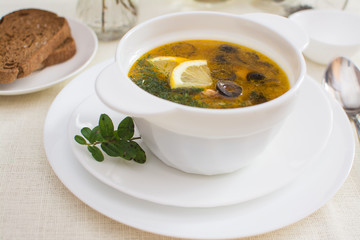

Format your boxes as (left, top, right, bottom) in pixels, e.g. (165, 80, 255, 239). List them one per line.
(289, 9, 360, 65)
(96, 12, 307, 175)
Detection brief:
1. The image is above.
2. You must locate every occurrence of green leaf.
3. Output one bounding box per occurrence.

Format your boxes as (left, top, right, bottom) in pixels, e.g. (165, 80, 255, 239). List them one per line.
(100, 142, 121, 157)
(74, 135, 87, 145)
(117, 117, 135, 140)
(99, 114, 114, 140)
(113, 140, 136, 161)
(88, 126, 103, 143)
(92, 126, 104, 142)
(131, 141, 146, 163)
(74, 114, 146, 164)
(87, 146, 104, 162)
(80, 127, 92, 141)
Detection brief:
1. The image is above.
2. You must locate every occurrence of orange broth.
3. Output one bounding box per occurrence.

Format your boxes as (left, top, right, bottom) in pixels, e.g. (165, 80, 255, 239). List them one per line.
(128, 40, 290, 109)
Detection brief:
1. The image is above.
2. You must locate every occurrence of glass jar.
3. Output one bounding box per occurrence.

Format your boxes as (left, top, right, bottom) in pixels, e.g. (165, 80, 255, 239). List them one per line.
(76, 0, 137, 41)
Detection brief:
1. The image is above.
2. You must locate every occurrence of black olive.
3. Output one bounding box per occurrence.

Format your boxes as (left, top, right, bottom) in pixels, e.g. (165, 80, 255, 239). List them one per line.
(247, 72, 266, 81)
(257, 61, 272, 68)
(246, 52, 260, 60)
(235, 55, 247, 65)
(219, 44, 238, 53)
(216, 80, 242, 98)
(249, 91, 267, 105)
(214, 54, 231, 64)
(171, 42, 196, 57)
(211, 69, 236, 81)
(213, 54, 247, 66)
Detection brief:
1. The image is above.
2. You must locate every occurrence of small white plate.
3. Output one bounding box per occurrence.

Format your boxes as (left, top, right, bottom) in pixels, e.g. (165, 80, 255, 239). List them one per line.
(0, 18, 98, 95)
(44, 60, 355, 239)
(68, 75, 333, 207)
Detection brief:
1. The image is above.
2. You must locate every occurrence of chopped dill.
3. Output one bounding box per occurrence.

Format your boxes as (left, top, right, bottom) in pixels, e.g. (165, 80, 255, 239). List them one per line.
(129, 58, 208, 108)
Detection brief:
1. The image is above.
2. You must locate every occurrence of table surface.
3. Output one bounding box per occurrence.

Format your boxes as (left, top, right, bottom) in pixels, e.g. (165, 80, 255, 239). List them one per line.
(1, 1, 360, 239)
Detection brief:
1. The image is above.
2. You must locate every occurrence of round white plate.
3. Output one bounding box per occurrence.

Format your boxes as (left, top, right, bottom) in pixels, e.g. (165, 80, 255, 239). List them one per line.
(44, 61, 354, 239)
(67, 74, 333, 207)
(0, 18, 98, 95)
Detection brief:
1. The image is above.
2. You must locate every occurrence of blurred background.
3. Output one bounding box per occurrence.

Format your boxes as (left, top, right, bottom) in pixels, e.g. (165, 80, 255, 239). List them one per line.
(1, 0, 358, 23)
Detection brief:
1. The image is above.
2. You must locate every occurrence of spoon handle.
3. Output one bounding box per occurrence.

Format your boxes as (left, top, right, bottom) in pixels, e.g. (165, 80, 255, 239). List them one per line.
(351, 114, 360, 142)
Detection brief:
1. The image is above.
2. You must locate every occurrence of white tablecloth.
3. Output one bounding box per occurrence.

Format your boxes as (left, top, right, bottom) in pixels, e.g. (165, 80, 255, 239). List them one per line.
(1, 1, 359, 239)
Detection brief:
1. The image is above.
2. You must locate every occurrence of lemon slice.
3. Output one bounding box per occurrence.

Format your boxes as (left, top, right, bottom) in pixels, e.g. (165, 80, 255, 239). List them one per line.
(170, 60, 213, 89)
(147, 56, 188, 75)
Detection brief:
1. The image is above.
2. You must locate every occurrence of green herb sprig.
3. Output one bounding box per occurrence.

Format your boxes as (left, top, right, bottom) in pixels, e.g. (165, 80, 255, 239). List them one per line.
(129, 57, 207, 108)
(74, 114, 146, 163)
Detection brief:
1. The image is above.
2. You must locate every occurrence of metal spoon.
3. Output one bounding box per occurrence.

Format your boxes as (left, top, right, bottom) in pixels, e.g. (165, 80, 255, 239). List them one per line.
(323, 56, 360, 141)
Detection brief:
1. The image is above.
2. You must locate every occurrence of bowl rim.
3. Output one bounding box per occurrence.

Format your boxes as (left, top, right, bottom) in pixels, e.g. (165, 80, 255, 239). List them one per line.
(114, 11, 307, 115)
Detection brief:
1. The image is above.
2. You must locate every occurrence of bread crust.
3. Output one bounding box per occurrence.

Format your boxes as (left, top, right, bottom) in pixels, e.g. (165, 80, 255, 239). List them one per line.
(0, 9, 72, 83)
(41, 37, 76, 68)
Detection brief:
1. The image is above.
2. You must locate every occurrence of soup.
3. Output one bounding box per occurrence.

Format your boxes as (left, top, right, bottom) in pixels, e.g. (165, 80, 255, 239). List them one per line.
(128, 40, 290, 109)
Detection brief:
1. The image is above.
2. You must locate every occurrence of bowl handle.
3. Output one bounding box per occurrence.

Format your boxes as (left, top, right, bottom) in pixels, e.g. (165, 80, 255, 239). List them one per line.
(242, 13, 309, 51)
(95, 61, 174, 117)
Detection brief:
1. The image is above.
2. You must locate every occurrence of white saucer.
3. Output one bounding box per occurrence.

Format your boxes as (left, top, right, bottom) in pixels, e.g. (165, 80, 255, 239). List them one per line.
(68, 74, 333, 207)
(44, 60, 354, 239)
(0, 18, 98, 95)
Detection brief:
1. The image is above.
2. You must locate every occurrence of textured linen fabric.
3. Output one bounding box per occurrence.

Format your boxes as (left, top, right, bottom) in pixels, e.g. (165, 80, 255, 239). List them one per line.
(1, 1, 360, 239)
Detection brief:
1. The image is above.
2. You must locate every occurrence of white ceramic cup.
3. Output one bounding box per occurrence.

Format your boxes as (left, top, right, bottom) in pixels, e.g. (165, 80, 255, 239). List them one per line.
(289, 9, 360, 65)
(96, 11, 308, 175)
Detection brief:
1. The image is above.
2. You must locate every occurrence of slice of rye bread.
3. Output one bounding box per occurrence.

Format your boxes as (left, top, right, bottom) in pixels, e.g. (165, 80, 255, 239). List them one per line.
(37, 37, 76, 70)
(0, 9, 72, 83)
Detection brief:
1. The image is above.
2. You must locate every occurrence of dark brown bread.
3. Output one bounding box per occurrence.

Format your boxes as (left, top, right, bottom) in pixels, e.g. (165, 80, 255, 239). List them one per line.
(0, 9, 71, 83)
(37, 37, 76, 70)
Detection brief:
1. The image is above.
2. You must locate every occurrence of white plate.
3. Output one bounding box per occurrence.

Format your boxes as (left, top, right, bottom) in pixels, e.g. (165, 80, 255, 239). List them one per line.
(0, 18, 98, 95)
(44, 60, 354, 239)
(67, 74, 333, 207)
